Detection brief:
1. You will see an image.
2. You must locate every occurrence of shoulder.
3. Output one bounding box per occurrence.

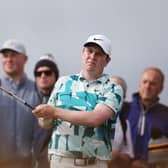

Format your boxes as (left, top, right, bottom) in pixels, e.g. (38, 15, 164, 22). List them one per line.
(152, 102, 168, 113)
(24, 77, 36, 90)
(23, 77, 39, 98)
(57, 74, 78, 82)
(156, 102, 168, 109)
(55, 74, 80, 86)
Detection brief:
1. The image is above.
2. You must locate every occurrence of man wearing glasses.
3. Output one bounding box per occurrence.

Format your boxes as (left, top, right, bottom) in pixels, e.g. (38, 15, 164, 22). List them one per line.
(33, 53, 59, 167)
(34, 53, 59, 104)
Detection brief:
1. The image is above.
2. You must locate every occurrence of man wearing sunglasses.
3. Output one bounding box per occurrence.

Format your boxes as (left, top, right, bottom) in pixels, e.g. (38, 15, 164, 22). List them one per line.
(33, 53, 59, 167)
(34, 53, 59, 104)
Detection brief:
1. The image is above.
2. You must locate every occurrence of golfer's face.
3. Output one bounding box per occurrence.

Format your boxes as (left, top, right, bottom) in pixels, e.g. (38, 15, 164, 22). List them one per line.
(82, 45, 109, 74)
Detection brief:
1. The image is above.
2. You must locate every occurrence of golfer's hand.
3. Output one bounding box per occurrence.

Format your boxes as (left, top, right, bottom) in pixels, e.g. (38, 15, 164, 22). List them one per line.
(32, 104, 56, 118)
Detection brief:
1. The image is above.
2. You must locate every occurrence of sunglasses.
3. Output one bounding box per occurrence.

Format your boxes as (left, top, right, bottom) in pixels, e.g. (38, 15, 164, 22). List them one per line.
(35, 70, 53, 77)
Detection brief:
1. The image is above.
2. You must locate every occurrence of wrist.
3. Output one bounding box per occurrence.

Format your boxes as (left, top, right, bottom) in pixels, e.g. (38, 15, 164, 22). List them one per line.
(38, 117, 54, 129)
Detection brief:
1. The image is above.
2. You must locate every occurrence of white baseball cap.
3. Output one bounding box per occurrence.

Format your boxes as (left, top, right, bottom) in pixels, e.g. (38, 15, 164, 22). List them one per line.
(83, 34, 112, 56)
(0, 39, 27, 56)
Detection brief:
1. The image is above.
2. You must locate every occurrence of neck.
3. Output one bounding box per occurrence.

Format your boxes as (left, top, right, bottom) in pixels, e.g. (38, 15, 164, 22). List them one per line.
(141, 98, 158, 110)
(39, 88, 52, 96)
(81, 70, 103, 81)
(5, 72, 24, 84)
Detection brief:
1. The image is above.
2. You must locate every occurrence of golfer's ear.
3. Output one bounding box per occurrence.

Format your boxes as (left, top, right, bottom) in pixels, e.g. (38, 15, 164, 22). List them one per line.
(106, 56, 111, 64)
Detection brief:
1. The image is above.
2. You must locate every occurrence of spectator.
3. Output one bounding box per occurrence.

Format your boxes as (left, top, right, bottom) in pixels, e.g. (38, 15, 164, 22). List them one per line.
(33, 53, 59, 167)
(32, 34, 123, 168)
(109, 76, 134, 168)
(34, 53, 59, 103)
(127, 67, 168, 168)
(0, 39, 51, 168)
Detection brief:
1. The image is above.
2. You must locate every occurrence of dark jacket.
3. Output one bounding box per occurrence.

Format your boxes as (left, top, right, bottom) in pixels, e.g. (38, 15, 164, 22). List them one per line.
(128, 93, 168, 159)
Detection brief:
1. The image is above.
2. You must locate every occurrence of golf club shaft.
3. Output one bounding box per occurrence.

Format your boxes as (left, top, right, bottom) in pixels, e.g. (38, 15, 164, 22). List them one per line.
(0, 86, 34, 110)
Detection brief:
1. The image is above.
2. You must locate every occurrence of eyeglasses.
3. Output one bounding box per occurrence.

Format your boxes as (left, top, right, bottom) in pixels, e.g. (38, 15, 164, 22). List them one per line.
(35, 70, 53, 77)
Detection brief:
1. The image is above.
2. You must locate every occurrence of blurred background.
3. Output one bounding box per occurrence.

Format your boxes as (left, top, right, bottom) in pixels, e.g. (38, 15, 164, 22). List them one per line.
(0, 0, 167, 104)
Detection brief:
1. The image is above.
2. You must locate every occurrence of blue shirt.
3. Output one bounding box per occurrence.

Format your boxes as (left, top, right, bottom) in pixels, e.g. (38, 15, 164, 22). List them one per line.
(0, 75, 50, 167)
(48, 73, 123, 160)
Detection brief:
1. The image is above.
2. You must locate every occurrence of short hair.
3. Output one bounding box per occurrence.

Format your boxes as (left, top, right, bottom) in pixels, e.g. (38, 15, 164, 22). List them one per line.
(142, 67, 164, 85)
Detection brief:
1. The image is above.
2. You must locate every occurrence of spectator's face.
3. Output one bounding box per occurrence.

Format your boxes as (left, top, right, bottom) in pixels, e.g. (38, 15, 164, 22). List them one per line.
(35, 66, 56, 91)
(1, 50, 27, 77)
(82, 45, 110, 75)
(139, 70, 163, 103)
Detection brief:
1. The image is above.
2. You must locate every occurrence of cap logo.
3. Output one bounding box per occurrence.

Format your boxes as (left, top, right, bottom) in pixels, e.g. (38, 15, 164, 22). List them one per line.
(93, 38, 104, 42)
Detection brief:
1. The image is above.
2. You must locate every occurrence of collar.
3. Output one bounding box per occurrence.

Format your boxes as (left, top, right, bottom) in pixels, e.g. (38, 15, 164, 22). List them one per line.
(78, 72, 110, 84)
(3, 74, 28, 88)
(133, 92, 160, 111)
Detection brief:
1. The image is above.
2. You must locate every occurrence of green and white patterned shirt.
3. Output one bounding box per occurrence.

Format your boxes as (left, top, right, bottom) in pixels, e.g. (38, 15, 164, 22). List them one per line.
(48, 73, 123, 160)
